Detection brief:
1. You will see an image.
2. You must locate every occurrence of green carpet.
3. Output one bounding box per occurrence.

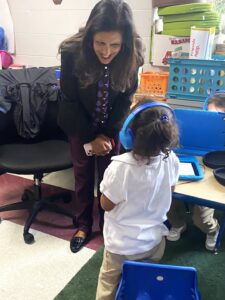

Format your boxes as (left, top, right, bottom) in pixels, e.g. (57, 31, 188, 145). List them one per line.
(55, 212, 225, 300)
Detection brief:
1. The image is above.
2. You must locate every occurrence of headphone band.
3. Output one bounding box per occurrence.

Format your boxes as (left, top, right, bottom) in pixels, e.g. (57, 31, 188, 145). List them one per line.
(121, 101, 174, 132)
(119, 101, 174, 150)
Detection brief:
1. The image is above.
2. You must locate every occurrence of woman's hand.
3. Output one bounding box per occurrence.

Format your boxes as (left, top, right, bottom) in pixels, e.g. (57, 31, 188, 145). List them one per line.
(90, 135, 112, 156)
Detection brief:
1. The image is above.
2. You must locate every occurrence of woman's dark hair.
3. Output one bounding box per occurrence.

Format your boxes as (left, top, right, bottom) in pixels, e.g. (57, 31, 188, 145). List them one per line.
(130, 99, 179, 161)
(59, 0, 144, 91)
(207, 93, 225, 110)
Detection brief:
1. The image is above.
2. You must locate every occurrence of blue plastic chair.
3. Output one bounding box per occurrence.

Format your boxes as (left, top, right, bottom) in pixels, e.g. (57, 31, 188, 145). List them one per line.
(116, 261, 201, 300)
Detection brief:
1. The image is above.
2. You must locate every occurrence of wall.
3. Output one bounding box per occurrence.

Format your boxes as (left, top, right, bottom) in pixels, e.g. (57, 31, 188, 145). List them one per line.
(7, 0, 152, 69)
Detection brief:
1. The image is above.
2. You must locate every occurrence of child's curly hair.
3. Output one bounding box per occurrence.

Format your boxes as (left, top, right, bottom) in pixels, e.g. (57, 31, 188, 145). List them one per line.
(130, 99, 179, 161)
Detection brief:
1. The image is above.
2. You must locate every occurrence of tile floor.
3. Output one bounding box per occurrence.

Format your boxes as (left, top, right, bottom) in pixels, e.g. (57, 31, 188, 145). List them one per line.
(0, 169, 103, 300)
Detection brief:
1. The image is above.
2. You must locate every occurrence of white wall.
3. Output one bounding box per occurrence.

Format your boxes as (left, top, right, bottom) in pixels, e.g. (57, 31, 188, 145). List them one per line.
(7, 0, 152, 68)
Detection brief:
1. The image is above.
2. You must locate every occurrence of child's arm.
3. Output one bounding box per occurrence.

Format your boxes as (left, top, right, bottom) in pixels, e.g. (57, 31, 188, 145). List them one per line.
(100, 194, 116, 211)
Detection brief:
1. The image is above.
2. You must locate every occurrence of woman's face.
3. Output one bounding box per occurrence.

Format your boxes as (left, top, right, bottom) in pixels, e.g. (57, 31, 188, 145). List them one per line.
(93, 31, 122, 65)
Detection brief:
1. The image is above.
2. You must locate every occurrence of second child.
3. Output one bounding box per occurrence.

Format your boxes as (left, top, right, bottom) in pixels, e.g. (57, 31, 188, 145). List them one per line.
(167, 91, 225, 250)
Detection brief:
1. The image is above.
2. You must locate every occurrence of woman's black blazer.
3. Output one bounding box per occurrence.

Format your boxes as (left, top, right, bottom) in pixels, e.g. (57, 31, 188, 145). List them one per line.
(58, 49, 138, 144)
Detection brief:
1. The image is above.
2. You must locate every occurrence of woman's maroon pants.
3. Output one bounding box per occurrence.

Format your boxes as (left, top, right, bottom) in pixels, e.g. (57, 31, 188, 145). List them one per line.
(69, 135, 119, 234)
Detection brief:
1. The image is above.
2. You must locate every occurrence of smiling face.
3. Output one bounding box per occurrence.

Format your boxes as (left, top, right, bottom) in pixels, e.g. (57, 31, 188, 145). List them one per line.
(93, 31, 122, 65)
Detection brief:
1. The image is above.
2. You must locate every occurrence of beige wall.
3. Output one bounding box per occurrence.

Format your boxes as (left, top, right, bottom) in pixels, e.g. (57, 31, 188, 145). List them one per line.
(7, 0, 152, 68)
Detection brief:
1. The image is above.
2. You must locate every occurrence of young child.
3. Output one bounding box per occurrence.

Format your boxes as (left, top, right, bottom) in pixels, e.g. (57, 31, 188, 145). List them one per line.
(206, 91, 225, 112)
(96, 100, 180, 300)
(167, 91, 225, 250)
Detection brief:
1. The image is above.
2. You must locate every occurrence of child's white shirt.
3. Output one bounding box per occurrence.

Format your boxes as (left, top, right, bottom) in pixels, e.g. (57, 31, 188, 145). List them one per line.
(100, 151, 180, 255)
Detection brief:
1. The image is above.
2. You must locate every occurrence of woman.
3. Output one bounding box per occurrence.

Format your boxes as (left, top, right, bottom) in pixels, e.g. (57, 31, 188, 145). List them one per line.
(58, 0, 144, 253)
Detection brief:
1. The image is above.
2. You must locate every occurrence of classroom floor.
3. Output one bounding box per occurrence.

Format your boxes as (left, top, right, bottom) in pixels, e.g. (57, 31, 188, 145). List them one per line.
(0, 170, 103, 300)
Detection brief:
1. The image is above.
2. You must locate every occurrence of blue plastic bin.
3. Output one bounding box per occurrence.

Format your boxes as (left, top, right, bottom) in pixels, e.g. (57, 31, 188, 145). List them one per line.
(116, 260, 201, 300)
(166, 58, 225, 101)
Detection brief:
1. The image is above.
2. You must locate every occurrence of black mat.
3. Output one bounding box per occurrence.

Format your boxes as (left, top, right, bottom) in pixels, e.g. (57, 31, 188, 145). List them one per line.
(214, 168, 225, 186)
(203, 151, 225, 169)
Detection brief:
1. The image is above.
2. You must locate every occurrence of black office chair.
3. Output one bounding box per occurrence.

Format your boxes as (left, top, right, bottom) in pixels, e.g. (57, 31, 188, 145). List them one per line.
(0, 68, 76, 244)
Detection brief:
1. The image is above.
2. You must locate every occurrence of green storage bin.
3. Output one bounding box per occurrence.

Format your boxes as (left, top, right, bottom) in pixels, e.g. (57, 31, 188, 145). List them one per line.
(158, 3, 213, 16)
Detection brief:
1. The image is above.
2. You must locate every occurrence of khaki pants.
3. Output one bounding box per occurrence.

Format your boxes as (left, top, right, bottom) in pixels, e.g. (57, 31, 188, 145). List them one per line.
(167, 200, 218, 234)
(95, 237, 165, 300)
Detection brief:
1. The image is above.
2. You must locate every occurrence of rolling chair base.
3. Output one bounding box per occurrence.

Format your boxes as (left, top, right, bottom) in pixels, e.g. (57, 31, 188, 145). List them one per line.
(0, 188, 77, 244)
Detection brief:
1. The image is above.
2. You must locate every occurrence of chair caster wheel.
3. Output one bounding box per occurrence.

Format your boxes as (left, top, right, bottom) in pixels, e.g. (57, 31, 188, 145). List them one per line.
(24, 232, 34, 244)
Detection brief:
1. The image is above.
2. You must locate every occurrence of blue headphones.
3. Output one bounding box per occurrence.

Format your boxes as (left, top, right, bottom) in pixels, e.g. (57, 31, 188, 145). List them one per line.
(119, 102, 174, 150)
(202, 89, 225, 110)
